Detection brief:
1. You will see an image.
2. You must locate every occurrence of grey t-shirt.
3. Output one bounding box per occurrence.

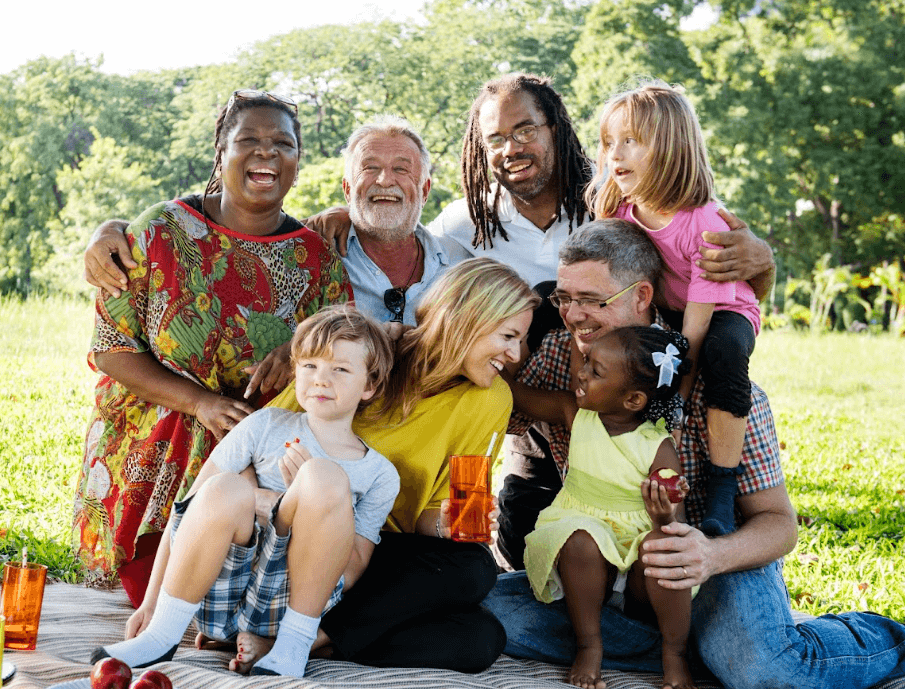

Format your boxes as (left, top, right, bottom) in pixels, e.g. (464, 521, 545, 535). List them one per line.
(210, 408, 399, 544)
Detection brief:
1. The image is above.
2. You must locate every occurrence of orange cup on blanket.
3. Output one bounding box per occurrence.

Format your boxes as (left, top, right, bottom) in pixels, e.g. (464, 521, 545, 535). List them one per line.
(2, 562, 47, 651)
(449, 455, 493, 543)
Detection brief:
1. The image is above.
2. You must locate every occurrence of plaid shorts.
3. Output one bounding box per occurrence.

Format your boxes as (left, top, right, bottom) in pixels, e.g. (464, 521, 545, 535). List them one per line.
(170, 494, 344, 641)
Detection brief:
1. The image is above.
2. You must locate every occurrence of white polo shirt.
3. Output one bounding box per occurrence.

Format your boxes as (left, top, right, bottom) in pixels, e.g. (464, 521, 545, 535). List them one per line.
(427, 186, 587, 289)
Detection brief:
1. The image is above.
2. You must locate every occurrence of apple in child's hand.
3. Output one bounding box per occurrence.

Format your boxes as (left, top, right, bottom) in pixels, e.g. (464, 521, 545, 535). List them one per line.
(649, 468, 687, 504)
(134, 670, 173, 689)
(90, 657, 132, 689)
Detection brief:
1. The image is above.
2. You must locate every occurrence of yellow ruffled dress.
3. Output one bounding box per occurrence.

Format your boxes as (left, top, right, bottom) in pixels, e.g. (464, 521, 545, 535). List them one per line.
(524, 409, 669, 603)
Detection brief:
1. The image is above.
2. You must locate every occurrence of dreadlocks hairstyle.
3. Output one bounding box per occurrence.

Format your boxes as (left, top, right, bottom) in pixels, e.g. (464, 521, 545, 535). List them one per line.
(202, 93, 302, 211)
(609, 325, 692, 432)
(461, 73, 594, 250)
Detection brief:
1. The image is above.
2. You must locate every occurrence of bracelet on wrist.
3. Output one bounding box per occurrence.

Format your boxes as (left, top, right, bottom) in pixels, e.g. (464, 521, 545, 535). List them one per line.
(435, 515, 443, 539)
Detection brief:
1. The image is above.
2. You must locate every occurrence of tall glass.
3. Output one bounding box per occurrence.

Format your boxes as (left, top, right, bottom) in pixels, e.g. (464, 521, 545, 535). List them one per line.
(448, 455, 492, 543)
(2, 562, 48, 651)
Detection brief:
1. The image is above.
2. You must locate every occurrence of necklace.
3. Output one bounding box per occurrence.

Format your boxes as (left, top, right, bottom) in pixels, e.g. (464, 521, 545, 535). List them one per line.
(397, 237, 421, 290)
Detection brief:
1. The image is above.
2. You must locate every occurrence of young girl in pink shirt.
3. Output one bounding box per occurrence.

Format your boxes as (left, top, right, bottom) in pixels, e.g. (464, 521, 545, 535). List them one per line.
(587, 79, 761, 537)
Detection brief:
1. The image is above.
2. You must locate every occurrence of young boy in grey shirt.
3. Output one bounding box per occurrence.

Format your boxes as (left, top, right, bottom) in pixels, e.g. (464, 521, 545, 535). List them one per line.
(92, 306, 398, 678)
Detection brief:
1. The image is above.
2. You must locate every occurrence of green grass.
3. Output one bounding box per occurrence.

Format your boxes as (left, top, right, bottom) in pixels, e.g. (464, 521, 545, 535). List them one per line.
(749, 333, 905, 618)
(1, 295, 903, 619)
(0, 294, 96, 581)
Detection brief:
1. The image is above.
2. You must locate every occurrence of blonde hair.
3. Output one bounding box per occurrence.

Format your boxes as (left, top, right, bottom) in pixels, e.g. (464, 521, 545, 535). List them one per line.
(370, 258, 540, 421)
(290, 305, 394, 410)
(585, 78, 715, 219)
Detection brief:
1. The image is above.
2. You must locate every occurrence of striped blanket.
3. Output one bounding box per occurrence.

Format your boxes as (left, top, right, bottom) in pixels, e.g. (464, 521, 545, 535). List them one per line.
(4, 583, 904, 689)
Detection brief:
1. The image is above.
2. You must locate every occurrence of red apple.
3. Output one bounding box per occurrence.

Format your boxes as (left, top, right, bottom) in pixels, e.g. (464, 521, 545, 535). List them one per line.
(136, 670, 173, 689)
(90, 657, 132, 689)
(130, 680, 161, 689)
(649, 467, 686, 504)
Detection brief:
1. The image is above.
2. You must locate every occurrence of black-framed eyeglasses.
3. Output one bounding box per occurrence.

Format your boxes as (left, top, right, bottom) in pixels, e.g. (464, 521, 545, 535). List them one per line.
(484, 123, 548, 152)
(548, 281, 641, 312)
(227, 89, 298, 116)
(383, 288, 406, 323)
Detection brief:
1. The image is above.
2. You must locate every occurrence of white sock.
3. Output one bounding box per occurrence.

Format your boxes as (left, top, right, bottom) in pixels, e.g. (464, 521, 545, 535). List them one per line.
(251, 607, 319, 677)
(103, 588, 199, 667)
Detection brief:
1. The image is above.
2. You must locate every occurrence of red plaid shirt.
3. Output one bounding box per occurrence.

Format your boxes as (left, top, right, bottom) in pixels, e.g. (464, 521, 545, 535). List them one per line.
(506, 320, 784, 530)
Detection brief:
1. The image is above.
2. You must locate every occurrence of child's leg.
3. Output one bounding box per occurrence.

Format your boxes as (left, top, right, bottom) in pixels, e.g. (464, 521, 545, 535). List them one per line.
(96, 473, 257, 667)
(699, 312, 756, 537)
(251, 457, 354, 677)
(557, 530, 612, 689)
(629, 529, 696, 689)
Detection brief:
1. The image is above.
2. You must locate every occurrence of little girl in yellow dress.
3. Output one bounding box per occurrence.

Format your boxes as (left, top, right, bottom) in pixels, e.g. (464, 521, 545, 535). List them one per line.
(512, 325, 695, 689)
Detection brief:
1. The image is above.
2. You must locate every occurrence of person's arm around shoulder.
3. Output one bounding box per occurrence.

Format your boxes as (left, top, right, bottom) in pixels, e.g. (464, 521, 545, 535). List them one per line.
(302, 206, 352, 256)
(84, 219, 134, 297)
(505, 373, 578, 428)
(697, 209, 776, 301)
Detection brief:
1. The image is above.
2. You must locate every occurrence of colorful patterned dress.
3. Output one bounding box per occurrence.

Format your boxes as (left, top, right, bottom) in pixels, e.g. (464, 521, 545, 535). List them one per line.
(72, 196, 352, 581)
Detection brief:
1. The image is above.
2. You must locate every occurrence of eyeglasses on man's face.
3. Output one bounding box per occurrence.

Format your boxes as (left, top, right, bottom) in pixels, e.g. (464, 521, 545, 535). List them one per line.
(484, 123, 548, 152)
(548, 281, 641, 313)
(383, 288, 406, 323)
(227, 89, 298, 116)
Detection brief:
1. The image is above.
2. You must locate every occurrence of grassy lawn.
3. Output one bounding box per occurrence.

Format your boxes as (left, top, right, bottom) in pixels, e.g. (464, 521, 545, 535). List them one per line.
(1, 295, 903, 619)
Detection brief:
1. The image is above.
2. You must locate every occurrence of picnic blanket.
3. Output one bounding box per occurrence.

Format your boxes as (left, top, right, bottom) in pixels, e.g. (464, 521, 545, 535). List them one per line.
(4, 583, 905, 689)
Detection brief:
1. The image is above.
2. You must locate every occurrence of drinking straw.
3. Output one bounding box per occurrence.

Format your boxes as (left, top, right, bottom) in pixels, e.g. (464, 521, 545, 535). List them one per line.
(15, 546, 27, 612)
(485, 432, 498, 459)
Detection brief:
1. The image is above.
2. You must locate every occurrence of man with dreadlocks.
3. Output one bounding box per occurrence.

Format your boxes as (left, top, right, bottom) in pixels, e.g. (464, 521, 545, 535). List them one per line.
(429, 72, 594, 289)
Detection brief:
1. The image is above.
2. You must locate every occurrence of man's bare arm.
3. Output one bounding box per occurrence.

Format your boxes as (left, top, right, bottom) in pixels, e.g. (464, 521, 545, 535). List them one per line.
(640, 484, 798, 590)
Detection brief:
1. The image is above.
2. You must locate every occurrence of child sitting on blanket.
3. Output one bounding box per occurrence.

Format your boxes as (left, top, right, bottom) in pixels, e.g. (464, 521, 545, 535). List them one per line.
(91, 305, 399, 678)
(513, 326, 695, 689)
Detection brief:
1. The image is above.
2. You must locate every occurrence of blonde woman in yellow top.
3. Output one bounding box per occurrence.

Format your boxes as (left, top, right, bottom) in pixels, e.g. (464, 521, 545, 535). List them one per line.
(234, 257, 540, 674)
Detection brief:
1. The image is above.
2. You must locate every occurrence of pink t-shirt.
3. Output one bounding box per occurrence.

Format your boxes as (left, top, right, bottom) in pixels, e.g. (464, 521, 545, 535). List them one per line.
(617, 202, 761, 334)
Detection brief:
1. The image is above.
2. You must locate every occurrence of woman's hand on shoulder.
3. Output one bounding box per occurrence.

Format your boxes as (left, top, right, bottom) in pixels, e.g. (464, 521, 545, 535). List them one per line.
(84, 219, 135, 297)
(301, 206, 352, 256)
(244, 342, 294, 399)
(194, 393, 254, 442)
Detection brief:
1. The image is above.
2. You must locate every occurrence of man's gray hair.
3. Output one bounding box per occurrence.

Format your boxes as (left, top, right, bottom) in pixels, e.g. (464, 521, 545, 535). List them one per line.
(342, 115, 432, 184)
(559, 219, 662, 285)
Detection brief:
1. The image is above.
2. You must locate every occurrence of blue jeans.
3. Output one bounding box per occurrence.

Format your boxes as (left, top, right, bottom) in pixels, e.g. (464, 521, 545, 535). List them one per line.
(484, 563, 905, 689)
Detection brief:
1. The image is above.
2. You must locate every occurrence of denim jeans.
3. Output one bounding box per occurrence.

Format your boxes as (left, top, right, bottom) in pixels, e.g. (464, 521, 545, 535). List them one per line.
(484, 563, 905, 689)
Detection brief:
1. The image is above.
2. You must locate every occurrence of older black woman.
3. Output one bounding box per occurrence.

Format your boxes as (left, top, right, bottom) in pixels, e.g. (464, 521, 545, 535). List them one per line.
(72, 90, 352, 607)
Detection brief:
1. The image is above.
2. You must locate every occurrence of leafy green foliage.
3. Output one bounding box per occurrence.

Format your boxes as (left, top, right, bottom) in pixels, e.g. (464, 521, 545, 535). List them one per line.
(0, 1, 901, 298)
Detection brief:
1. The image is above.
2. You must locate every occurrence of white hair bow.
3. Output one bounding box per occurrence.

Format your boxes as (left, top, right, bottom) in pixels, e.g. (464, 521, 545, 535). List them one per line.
(652, 344, 680, 388)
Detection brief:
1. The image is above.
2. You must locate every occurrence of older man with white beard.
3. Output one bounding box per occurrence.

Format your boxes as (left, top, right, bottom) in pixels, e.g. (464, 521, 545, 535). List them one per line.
(338, 116, 451, 325)
(83, 116, 451, 328)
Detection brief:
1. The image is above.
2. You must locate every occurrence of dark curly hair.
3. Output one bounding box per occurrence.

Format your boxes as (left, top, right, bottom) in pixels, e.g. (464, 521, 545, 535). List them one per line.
(461, 73, 594, 250)
(202, 94, 302, 202)
(609, 325, 691, 431)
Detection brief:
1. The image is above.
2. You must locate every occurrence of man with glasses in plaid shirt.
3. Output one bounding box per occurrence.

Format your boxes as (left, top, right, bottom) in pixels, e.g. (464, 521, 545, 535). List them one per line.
(485, 219, 905, 689)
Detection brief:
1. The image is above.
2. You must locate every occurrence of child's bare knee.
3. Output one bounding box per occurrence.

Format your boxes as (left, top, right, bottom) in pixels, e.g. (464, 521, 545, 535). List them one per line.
(560, 530, 601, 563)
(288, 458, 351, 507)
